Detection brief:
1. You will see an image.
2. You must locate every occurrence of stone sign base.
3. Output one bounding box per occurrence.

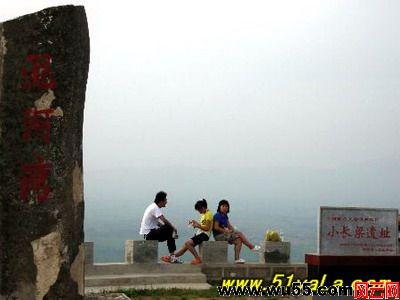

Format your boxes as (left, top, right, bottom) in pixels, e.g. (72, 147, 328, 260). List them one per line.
(306, 253, 400, 285)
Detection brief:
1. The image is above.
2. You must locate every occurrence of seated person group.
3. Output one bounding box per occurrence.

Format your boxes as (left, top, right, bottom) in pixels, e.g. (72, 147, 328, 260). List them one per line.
(139, 191, 261, 265)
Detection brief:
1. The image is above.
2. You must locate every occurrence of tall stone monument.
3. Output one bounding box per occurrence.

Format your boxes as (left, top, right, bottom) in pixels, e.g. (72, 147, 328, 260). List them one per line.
(0, 6, 89, 299)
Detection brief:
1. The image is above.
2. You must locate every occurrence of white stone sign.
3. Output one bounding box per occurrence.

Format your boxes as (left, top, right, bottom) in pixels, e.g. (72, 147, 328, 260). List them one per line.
(319, 207, 398, 256)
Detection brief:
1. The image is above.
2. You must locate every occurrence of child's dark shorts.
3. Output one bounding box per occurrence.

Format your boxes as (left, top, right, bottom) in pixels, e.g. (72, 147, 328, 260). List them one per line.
(191, 232, 210, 246)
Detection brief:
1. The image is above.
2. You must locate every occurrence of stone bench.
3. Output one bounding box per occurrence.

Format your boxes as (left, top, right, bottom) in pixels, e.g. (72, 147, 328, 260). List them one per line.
(125, 240, 158, 263)
(126, 240, 228, 264)
(86, 240, 227, 265)
(199, 241, 228, 263)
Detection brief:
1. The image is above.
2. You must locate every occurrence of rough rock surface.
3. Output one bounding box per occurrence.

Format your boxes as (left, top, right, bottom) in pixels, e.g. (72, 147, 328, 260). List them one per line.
(0, 5, 89, 299)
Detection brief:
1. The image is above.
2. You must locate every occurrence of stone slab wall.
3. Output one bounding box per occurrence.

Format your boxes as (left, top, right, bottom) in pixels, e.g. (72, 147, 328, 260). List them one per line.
(202, 263, 308, 282)
(0, 6, 89, 299)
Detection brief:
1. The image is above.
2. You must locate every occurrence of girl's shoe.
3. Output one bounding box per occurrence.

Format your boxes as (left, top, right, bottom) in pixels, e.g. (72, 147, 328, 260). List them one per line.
(251, 245, 261, 252)
(234, 258, 246, 264)
(191, 257, 202, 265)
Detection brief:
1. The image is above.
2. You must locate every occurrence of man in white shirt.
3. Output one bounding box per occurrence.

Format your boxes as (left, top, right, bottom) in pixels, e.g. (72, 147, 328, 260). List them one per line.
(139, 191, 180, 263)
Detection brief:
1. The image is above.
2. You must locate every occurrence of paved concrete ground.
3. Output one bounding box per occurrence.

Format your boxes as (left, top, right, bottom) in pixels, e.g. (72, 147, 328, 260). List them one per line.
(85, 293, 130, 300)
(85, 283, 212, 294)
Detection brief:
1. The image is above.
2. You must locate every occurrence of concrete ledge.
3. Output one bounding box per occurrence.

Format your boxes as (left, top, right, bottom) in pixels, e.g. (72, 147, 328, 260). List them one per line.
(84, 242, 308, 286)
(85, 283, 212, 293)
(201, 263, 308, 281)
(85, 293, 131, 300)
(199, 241, 228, 263)
(85, 272, 207, 287)
(85, 262, 202, 276)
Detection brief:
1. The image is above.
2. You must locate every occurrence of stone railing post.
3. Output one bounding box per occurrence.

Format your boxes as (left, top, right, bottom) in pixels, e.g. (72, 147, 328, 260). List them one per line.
(84, 242, 94, 266)
(125, 240, 158, 263)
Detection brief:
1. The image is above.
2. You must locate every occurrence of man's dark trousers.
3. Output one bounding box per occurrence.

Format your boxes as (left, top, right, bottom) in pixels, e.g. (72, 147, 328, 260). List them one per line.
(145, 224, 176, 253)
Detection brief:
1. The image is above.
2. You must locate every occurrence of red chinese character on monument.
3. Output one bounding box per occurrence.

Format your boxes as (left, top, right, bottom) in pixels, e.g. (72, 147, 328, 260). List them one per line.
(367, 226, 378, 239)
(379, 226, 391, 238)
(339, 225, 352, 238)
(22, 90, 63, 144)
(23, 108, 54, 144)
(21, 53, 56, 90)
(354, 226, 365, 239)
(20, 155, 52, 203)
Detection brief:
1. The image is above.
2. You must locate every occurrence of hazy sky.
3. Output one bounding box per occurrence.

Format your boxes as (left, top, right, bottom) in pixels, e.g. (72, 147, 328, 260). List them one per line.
(2, 0, 399, 171)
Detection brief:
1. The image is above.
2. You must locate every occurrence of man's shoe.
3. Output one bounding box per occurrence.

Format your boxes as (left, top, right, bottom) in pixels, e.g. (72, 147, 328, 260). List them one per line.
(234, 258, 246, 264)
(160, 256, 171, 263)
(170, 255, 183, 264)
(191, 257, 202, 265)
